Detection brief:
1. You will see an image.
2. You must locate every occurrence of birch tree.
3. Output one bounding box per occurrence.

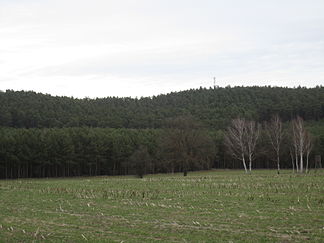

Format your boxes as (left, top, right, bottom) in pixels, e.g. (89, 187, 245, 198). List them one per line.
(245, 120, 260, 172)
(291, 116, 311, 173)
(224, 118, 248, 173)
(291, 129, 299, 172)
(266, 115, 283, 174)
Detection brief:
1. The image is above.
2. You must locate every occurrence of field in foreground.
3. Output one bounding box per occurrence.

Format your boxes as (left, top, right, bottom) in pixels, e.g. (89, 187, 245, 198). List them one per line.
(0, 170, 324, 242)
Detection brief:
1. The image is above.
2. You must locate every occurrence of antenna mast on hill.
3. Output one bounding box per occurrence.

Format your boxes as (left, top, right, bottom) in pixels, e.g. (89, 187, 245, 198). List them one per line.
(213, 77, 216, 88)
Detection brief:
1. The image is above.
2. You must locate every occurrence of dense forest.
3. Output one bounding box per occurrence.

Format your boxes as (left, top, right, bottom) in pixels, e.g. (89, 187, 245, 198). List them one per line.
(1, 86, 324, 129)
(0, 86, 324, 179)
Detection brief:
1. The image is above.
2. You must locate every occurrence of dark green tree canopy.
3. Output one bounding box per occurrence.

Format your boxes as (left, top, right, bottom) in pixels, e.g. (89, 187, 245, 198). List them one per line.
(1, 86, 323, 129)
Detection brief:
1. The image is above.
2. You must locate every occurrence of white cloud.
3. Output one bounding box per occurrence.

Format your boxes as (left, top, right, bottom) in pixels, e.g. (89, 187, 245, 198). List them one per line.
(1, 0, 324, 97)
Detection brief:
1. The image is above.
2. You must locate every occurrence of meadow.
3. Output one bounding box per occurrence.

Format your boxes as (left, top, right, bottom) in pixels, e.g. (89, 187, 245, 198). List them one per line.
(0, 170, 323, 242)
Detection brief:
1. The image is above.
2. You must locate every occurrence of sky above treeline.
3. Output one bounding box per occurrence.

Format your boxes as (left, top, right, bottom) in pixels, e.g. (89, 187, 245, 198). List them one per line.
(1, 0, 324, 98)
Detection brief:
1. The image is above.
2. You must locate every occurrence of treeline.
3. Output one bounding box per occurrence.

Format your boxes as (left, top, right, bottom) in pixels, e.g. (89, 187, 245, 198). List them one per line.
(0, 123, 218, 179)
(1, 86, 324, 129)
(0, 118, 323, 179)
(0, 128, 158, 179)
(1, 86, 324, 179)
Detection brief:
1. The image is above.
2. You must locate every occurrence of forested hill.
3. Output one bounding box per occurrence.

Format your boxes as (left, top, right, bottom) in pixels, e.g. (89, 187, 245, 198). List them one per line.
(1, 86, 324, 129)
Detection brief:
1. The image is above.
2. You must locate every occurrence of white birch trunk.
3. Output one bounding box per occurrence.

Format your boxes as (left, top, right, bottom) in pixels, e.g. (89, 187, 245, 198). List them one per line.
(242, 154, 248, 173)
(300, 151, 304, 173)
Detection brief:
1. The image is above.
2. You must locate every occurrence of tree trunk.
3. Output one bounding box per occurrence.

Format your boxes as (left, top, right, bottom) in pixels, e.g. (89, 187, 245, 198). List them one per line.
(277, 152, 280, 174)
(242, 154, 248, 173)
(306, 152, 310, 173)
(300, 151, 304, 173)
(249, 154, 252, 172)
(295, 151, 299, 173)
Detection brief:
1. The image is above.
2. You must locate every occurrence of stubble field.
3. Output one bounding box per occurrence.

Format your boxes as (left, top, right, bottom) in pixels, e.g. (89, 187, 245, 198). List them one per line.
(0, 170, 323, 242)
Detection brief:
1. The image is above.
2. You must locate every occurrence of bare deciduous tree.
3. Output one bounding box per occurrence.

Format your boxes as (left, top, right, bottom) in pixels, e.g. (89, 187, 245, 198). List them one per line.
(129, 145, 152, 178)
(291, 116, 312, 173)
(159, 116, 215, 176)
(292, 116, 305, 172)
(266, 115, 283, 174)
(224, 118, 248, 173)
(245, 120, 260, 172)
(291, 129, 299, 172)
(225, 118, 259, 173)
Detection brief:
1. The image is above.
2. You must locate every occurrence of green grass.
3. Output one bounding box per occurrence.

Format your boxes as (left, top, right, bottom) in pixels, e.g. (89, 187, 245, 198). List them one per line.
(0, 170, 323, 242)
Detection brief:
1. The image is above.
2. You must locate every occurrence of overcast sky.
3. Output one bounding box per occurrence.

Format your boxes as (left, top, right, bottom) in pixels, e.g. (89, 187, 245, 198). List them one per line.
(1, 0, 324, 98)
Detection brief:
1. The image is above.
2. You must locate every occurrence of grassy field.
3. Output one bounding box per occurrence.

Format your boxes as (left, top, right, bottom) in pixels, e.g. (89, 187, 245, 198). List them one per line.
(0, 170, 323, 242)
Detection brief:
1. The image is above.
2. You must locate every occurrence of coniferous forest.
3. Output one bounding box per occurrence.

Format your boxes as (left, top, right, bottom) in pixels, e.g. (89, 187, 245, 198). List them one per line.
(1, 86, 324, 179)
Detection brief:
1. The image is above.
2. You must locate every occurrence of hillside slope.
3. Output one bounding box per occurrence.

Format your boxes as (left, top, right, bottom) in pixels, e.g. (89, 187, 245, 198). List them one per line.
(1, 86, 323, 129)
